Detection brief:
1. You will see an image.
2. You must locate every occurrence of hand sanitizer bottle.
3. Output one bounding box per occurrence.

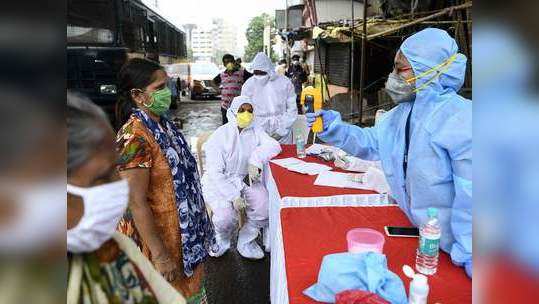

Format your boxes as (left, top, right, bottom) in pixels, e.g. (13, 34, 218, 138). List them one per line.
(403, 265, 429, 304)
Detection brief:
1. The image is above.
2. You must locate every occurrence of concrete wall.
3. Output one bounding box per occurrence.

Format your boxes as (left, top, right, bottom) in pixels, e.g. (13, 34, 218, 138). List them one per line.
(315, 0, 364, 23)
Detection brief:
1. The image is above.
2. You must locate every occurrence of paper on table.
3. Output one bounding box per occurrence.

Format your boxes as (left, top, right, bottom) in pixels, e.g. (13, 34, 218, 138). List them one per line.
(314, 171, 373, 190)
(271, 157, 332, 175)
(287, 162, 332, 175)
(271, 157, 305, 167)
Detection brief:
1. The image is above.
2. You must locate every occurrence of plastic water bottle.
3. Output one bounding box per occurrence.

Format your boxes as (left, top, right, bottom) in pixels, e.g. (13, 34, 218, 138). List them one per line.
(296, 134, 306, 158)
(416, 207, 441, 275)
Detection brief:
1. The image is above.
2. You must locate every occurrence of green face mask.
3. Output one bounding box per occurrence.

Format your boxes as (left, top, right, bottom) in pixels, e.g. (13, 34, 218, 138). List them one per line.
(145, 87, 172, 116)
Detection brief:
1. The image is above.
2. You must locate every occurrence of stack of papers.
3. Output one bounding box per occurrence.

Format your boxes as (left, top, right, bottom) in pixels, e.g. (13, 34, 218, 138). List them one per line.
(271, 157, 332, 175)
(314, 171, 373, 190)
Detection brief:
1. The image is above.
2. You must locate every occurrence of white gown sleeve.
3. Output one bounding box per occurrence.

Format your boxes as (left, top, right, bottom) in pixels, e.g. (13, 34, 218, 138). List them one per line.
(203, 137, 243, 202)
(275, 79, 298, 137)
(249, 129, 282, 169)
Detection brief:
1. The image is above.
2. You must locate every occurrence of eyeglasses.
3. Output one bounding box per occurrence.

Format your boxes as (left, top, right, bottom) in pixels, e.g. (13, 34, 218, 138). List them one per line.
(394, 65, 413, 74)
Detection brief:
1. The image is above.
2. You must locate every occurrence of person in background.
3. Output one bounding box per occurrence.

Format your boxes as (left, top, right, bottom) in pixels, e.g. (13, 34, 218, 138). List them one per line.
(115, 58, 215, 302)
(300, 54, 311, 79)
(167, 76, 179, 108)
(202, 96, 281, 259)
(214, 54, 252, 125)
(275, 58, 287, 76)
(241, 52, 297, 144)
(286, 54, 308, 114)
(67, 92, 184, 303)
(176, 76, 183, 98)
(235, 57, 243, 69)
(0, 90, 65, 304)
(307, 28, 472, 277)
(236, 57, 251, 84)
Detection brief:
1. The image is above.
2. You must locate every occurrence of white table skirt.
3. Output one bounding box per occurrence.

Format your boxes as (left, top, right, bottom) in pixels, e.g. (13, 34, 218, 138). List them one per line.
(264, 165, 390, 304)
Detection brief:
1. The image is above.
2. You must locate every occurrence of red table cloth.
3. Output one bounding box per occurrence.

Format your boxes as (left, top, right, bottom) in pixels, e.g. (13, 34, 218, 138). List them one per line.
(281, 205, 472, 304)
(270, 145, 377, 198)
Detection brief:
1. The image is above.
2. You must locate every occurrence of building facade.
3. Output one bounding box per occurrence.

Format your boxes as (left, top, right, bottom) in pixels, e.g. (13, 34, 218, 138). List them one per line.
(188, 18, 239, 64)
(191, 26, 215, 62)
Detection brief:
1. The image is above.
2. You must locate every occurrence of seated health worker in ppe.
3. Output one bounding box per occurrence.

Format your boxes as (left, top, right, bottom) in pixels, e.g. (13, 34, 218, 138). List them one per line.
(202, 96, 282, 259)
(241, 52, 298, 144)
(307, 28, 472, 277)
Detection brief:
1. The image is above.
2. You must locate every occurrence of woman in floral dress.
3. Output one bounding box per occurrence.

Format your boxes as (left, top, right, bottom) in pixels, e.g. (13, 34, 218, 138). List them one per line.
(115, 58, 215, 304)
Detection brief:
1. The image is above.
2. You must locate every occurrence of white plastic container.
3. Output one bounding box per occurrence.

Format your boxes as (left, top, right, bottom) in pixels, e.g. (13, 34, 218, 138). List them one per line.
(409, 273, 429, 304)
(403, 265, 429, 304)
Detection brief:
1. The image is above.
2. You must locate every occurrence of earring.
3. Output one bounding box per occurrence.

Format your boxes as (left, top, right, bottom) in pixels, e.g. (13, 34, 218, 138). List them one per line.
(132, 89, 152, 107)
(142, 97, 153, 107)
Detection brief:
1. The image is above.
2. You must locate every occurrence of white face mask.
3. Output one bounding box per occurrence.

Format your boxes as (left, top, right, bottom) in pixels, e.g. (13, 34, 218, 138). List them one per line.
(67, 179, 129, 253)
(385, 71, 416, 104)
(0, 178, 65, 253)
(254, 74, 270, 85)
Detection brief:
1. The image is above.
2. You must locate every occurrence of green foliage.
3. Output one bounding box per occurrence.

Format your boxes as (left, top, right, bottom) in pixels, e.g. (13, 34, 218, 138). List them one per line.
(243, 13, 277, 62)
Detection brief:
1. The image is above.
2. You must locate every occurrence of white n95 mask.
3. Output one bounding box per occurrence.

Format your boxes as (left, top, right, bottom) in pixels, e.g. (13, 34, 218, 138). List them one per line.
(254, 74, 270, 85)
(67, 179, 129, 253)
(0, 178, 65, 253)
(385, 71, 416, 104)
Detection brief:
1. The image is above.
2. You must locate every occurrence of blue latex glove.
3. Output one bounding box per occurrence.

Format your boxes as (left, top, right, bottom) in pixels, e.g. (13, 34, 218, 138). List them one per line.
(306, 110, 341, 132)
(304, 252, 407, 304)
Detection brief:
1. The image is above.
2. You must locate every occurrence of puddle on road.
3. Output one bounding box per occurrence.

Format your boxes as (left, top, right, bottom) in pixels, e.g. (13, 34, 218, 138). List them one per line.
(171, 101, 222, 169)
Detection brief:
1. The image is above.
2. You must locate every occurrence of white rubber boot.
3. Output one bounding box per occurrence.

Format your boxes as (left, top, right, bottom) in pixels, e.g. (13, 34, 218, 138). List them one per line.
(209, 232, 231, 258)
(237, 221, 264, 260)
(262, 224, 270, 253)
(208, 206, 237, 258)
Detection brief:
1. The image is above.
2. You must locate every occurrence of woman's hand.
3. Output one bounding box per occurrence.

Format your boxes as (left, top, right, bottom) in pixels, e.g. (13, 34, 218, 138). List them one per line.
(120, 168, 180, 282)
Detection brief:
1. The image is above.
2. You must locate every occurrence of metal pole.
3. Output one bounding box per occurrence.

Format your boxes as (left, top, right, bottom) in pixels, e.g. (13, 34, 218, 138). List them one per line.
(358, 0, 368, 125)
(284, 0, 290, 63)
(350, 0, 354, 116)
(367, 2, 472, 40)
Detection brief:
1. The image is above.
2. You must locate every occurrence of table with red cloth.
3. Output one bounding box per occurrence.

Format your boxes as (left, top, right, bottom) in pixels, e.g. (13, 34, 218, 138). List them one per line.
(268, 145, 382, 198)
(265, 145, 471, 304)
(265, 145, 390, 304)
(281, 206, 472, 304)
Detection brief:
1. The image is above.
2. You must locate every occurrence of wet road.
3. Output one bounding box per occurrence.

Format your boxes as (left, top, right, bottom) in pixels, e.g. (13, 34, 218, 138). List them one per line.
(205, 232, 271, 304)
(171, 98, 222, 141)
(171, 98, 271, 304)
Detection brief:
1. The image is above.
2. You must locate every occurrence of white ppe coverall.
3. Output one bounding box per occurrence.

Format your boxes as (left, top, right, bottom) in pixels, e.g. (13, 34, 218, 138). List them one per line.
(201, 96, 282, 259)
(241, 52, 298, 144)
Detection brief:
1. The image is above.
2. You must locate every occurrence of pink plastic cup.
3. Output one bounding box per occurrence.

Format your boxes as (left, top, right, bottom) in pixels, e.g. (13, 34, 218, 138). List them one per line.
(346, 228, 385, 254)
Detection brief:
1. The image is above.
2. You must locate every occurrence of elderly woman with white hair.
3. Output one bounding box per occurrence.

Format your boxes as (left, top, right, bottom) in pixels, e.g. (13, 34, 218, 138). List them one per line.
(67, 92, 184, 303)
(202, 96, 282, 259)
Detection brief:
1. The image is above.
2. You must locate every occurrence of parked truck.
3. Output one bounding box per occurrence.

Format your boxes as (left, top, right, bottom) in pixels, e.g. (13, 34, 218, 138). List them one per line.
(67, 0, 187, 127)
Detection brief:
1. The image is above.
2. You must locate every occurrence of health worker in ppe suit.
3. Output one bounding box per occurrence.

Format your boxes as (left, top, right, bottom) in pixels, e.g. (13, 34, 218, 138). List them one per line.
(241, 52, 298, 144)
(201, 96, 282, 259)
(307, 28, 472, 277)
